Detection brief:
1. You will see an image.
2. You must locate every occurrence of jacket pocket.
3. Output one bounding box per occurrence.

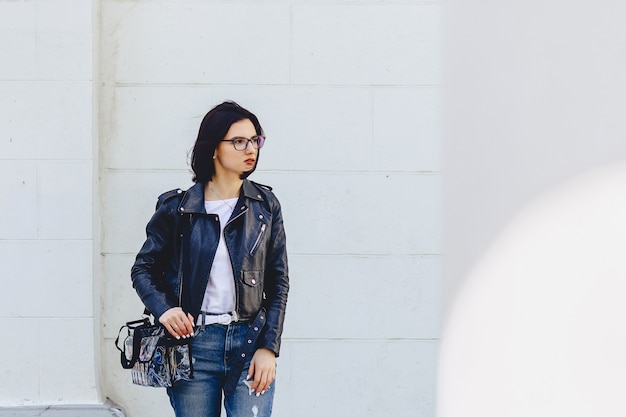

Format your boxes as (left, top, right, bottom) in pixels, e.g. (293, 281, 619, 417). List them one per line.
(241, 270, 262, 287)
(239, 270, 264, 317)
(249, 223, 267, 255)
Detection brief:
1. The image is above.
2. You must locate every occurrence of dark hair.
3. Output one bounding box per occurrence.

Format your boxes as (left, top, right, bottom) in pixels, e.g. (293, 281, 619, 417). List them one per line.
(190, 101, 264, 183)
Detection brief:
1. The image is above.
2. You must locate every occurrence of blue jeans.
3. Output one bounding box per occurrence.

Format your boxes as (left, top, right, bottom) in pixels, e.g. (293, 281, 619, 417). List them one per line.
(167, 322, 275, 417)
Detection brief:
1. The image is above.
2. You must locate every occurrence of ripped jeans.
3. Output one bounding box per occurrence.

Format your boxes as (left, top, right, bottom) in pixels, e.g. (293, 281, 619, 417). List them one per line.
(167, 322, 275, 417)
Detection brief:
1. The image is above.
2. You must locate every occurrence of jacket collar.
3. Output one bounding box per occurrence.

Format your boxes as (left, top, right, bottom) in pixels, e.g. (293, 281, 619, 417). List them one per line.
(178, 180, 263, 214)
(242, 179, 265, 202)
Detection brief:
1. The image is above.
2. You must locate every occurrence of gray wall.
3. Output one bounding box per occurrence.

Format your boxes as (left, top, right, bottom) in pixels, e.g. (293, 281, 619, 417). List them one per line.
(1, 1, 440, 415)
(0, 0, 100, 406)
(98, 2, 442, 417)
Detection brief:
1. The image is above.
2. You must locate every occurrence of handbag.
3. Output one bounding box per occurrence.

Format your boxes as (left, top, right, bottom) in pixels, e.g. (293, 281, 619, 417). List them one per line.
(114, 315, 193, 387)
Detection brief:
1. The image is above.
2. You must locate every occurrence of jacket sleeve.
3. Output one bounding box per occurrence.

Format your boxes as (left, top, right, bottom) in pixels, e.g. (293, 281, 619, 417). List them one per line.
(259, 195, 290, 356)
(130, 198, 179, 320)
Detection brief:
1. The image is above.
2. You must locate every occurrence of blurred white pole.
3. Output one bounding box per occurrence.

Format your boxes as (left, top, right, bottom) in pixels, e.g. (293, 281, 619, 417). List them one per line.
(439, 163, 626, 416)
(441, 0, 626, 415)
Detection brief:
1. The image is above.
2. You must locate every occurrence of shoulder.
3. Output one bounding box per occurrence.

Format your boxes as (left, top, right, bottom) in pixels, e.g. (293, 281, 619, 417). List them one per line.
(244, 180, 283, 210)
(249, 182, 286, 219)
(249, 180, 280, 203)
(156, 188, 185, 211)
(251, 180, 273, 192)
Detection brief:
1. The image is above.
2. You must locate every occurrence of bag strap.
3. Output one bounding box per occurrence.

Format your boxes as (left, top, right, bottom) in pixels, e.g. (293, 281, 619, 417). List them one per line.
(114, 318, 148, 354)
(176, 214, 187, 307)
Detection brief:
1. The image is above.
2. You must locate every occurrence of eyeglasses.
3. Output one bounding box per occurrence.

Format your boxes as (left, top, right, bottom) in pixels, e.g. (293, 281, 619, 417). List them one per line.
(221, 135, 265, 151)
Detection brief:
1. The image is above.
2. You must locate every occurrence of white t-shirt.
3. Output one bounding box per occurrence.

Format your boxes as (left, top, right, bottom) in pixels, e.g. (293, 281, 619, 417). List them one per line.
(200, 198, 238, 314)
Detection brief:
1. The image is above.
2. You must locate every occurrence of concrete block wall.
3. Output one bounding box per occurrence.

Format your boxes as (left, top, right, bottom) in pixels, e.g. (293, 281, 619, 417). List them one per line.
(100, 2, 441, 417)
(1, 0, 441, 415)
(0, 0, 100, 407)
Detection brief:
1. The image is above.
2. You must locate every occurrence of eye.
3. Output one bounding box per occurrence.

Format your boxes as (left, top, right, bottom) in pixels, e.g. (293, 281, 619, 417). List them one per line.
(253, 135, 265, 148)
(233, 138, 246, 147)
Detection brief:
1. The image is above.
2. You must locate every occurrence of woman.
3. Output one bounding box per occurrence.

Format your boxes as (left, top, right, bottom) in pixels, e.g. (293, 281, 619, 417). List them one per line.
(131, 101, 289, 417)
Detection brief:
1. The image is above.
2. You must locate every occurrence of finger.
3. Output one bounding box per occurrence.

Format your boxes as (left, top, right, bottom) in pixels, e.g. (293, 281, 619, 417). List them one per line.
(179, 321, 193, 338)
(254, 367, 270, 394)
(251, 373, 262, 393)
(168, 312, 193, 338)
(168, 320, 185, 339)
(159, 308, 184, 339)
(173, 318, 192, 338)
(170, 316, 189, 337)
(182, 313, 195, 336)
(167, 322, 182, 339)
(249, 363, 266, 393)
(254, 375, 266, 394)
(256, 372, 273, 395)
(261, 368, 276, 393)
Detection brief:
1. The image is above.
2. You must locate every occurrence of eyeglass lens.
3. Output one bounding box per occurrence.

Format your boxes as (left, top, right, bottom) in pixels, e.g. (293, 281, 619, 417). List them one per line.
(233, 136, 264, 150)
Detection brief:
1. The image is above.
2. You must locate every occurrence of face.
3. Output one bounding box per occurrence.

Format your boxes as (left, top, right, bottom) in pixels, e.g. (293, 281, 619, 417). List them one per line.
(213, 118, 259, 179)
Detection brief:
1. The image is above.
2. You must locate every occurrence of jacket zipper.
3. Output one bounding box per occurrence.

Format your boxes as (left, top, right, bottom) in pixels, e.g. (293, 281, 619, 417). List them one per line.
(226, 205, 247, 227)
(249, 223, 266, 255)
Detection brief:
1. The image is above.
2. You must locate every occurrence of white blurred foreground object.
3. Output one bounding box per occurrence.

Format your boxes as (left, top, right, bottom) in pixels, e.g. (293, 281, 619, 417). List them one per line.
(439, 162, 626, 417)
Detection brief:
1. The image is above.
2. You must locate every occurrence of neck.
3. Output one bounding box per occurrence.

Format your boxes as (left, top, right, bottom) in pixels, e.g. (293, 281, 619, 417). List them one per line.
(205, 176, 243, 200)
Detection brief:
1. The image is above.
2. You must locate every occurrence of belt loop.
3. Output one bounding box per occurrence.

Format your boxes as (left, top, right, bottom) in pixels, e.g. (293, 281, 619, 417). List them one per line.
(200, 311, 206, 331)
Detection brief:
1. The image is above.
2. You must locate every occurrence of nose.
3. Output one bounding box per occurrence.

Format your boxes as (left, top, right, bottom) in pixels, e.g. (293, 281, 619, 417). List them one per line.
(244, 140, 257, 152)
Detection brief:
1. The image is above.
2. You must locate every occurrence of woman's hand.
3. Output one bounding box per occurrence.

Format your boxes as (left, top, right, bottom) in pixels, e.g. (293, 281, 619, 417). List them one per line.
(247, 348, 276, 395)
(159, 307, 195, 339)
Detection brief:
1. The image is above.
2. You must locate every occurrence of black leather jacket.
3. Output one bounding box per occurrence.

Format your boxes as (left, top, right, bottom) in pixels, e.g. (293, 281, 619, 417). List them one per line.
(131, 180, 289, 356)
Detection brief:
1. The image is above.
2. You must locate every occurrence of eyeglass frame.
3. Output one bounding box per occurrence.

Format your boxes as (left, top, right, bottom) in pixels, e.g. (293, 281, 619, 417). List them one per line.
(221, 135, 265, 151)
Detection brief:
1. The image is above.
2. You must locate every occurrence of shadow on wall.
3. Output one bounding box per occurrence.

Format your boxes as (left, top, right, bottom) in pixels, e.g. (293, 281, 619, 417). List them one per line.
(438, 161, 626, 417)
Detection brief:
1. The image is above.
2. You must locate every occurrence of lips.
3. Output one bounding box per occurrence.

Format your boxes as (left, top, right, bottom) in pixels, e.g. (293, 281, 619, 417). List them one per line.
(245, 158, 256, 165)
